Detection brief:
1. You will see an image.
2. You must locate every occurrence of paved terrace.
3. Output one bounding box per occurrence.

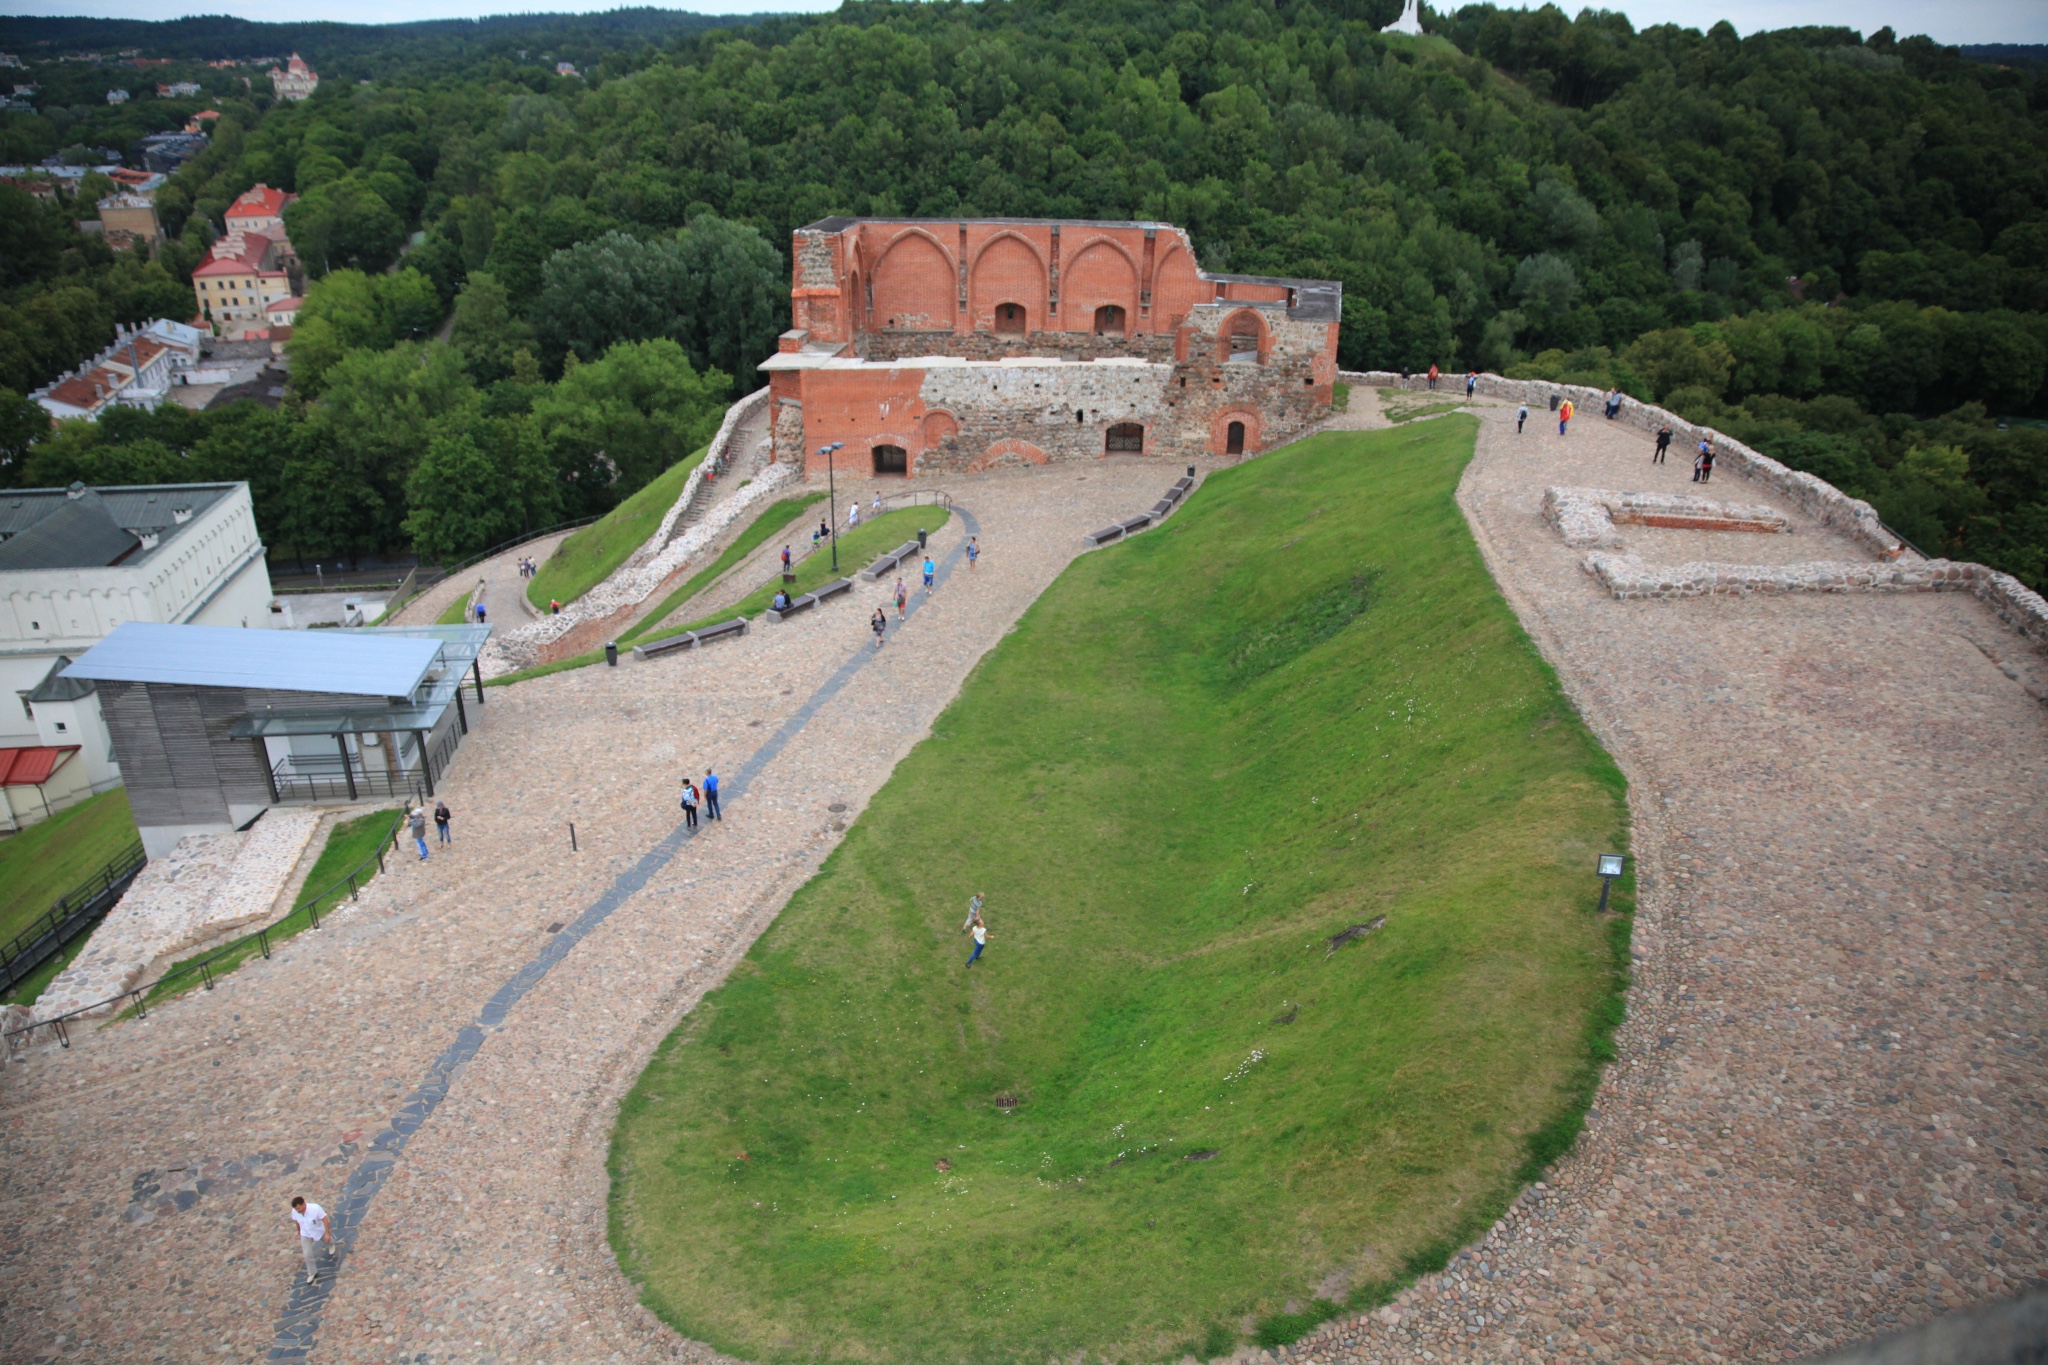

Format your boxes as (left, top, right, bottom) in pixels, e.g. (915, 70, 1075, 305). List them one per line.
(2, 405, 2044, 1365)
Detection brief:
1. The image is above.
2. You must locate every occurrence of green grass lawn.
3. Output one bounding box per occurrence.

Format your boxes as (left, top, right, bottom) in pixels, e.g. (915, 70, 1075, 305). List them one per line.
(435, 592, 473, 626)
(609, 418, 1631, 1364)
(0, 788, 139, 951)
(132, 808, 399, 1010)
(491, 504, 952, 687)
(527, 446, 708, 610)
(622, 491, 828, 643)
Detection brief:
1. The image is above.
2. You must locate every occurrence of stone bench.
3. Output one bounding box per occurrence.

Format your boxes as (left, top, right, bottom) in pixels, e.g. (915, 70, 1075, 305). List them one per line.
(764, 577, 855, 623)
(1149, 499, 1173, 518)
(631, 616, 748, 660)
(1085, 525, 1126, 546)
(858, 541, 923, 583)
(1171, 477, 1193, 497)
(1118, 514, 1153, 533)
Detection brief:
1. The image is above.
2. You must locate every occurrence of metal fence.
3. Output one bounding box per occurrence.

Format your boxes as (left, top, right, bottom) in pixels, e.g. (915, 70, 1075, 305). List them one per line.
(5, 807, 410, 1055)
(0, 841, 147, 997)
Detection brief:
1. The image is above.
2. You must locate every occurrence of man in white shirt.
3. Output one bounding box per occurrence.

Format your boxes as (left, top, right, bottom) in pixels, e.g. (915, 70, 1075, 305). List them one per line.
(290, 1195, 331, 1284)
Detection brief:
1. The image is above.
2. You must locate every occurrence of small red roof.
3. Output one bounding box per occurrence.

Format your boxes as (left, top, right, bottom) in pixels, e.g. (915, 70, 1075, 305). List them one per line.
(44, 368, 125, 412)
(227, 182, 292, 220)
(267, 295, 303, 314)
(0, 746, 79, 786)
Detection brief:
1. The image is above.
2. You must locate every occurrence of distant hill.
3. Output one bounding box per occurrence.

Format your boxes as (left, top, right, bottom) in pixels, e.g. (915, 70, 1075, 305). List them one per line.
(0, 9, 772, 65)
(1961, 44, 2048, 68)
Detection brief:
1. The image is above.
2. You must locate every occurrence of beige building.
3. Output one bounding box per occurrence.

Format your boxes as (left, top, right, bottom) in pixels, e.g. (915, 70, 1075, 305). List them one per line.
(97, 192, 160, 246)
(191, 229, 293, 336)
(269, 53, 317, 102)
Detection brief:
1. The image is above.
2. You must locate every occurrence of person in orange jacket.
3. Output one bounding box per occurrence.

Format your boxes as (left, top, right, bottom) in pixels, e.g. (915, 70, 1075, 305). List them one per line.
(1558, 398, 1575, 435)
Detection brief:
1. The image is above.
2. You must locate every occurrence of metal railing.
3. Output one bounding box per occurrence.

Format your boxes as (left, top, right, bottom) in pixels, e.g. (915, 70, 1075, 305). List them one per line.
(799, 490, 954, 567)
(0, 841, 147, 997)
(383, 516, 601, 619)
(5, 806, 412, 1055)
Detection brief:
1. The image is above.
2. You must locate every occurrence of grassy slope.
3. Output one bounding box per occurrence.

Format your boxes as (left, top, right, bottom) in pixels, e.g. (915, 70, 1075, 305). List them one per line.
(136, 808, 399, 1009)
(0, 788, 138, 948)
(526, 446, 708, 610)
(621, 491, 827, 643)
(610, 419, 1631, 1363)
(491, 504, 951, 687)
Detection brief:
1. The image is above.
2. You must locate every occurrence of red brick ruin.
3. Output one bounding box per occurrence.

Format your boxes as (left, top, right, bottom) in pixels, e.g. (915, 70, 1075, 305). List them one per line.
(763, 218, 1344, 478)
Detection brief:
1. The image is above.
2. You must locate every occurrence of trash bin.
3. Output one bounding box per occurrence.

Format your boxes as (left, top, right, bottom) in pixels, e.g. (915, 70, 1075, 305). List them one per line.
(1548, 392, 1561, 411)
(917, 527, 928, 549)
(605, 640, 618, 667)
(783, 570, 796, 584)
(1187, 465, 1196, 478)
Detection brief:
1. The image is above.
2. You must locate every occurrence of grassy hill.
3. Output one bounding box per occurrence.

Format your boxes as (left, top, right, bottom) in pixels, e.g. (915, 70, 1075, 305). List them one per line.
(610, 417, 1631, 1363)
(526, 446, 707, 611)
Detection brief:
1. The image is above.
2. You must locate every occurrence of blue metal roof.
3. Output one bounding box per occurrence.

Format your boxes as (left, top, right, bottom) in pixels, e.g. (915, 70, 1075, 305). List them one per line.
(63, 621, 443, 698)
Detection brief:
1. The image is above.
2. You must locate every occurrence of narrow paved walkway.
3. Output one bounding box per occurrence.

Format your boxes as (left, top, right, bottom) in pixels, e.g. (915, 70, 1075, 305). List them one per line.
(1285, 397, 2048, 1363)
(0, 459, 1197, 1365)
(386, 530, 573, 630)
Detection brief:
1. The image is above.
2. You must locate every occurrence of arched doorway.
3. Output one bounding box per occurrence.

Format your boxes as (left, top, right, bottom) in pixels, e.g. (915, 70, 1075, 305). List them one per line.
(1226, 421, 1246, 455)
(1105, 422, 1144, 453)
(994, 302, 1027, 334)
(872, 444, 907, 475)
(1093, 304, 1126, 336)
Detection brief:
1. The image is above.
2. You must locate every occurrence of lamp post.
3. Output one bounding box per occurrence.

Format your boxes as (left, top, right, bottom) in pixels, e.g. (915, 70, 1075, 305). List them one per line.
(1596, 853, 1625, 913)
(819, 442, 844, 572)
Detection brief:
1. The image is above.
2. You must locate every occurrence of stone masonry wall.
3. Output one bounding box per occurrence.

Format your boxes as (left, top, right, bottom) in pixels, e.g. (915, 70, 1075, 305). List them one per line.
(1348, 369, 2048, 650)
(860, 330, 1178, 364)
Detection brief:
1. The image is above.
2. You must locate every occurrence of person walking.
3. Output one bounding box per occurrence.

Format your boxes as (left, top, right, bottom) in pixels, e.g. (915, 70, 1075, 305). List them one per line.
(679, 778, 699, 830)
(1465, 370, 1478, 399)
(963, 892, 985, 932)
(1426, 363, 1440, 390)
(817, 518, 831, 544)
(872, 607, 888, 647)
(409, 806, 429, 861)
(870, 492, 882, 517)
(922, 555, 935, 592)
(965, 916, 990, 967)
(433, 800, 451, 845)
(703, 768, 721, 821)
(966, 537, 979, 571)
(1516, 403, 1528, 434)
(1558, 398, 1574, 436)
(894, 577, 908, 620)
(289, 1196, 331, 1285)
(1654, 425, 1673, 463)
(473, 601, 486, 626)
(549, 599, 561, 615)
(1695, 440, 1715, 483)
(848, 500, 861, 530)
(781, 545, 792, 573)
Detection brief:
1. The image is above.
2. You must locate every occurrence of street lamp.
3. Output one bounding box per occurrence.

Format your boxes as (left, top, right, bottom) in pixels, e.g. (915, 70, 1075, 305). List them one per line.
(818, 442, 844, 571)
(1595, 853, 1625, 913)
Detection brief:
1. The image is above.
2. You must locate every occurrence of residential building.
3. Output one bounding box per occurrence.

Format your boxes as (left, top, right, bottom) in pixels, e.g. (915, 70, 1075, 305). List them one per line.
(105, 167, 164, 192)
(105, 88, 129, 104)
(157, 80, 201, 98)
(269, 53, 317, 101)
(191, 229, 294, 336)
(556, 61, 579, 77)
(1, 480, 275, 803)
(265, 295, 302, 328)
(765, 217, 1341, 474)
(98, 191, 161, 246)
(138, 131, 208, 175)
(3, 176, 56, 202)
(0, 54, 22, 69)
(183, 108, 218, 134)
(62, 621, 489, 855)
(30, 319, 200, 421)
(223, 181, 293, 236)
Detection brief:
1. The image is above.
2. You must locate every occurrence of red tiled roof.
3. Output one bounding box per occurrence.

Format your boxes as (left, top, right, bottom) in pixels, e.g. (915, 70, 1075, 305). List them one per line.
(227, 182, 292, 219)
(267, 295, 303, 314)
(193, 229, 276, 276)
(43, 368, 125, 412)
(0, 746, 79, 786)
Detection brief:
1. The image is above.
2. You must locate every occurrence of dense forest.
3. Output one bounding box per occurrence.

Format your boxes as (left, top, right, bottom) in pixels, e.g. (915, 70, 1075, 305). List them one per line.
(1, 1, 2045, 588)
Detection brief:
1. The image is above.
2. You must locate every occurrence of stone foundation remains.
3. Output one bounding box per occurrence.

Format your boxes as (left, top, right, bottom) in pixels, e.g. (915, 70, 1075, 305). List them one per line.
(1541, 486, 1791, 549)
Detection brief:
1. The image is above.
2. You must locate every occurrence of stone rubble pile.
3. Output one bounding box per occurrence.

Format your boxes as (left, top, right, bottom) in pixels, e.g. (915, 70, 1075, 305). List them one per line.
(1540, 486, 1790, 549)
(32, 809, 321, 1021)
(483, 388, 789, 675)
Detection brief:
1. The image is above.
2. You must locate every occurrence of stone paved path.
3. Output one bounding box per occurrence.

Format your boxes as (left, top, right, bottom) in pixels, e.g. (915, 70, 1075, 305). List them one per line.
(1272, 397, 2048, 1364)
(0, 459, 1197, 1365)
(386, 531, 573, 630)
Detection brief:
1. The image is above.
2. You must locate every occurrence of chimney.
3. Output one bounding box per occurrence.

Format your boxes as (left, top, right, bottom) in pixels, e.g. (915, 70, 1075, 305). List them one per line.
(66, 481, 86, 499)
(172, 506, 192, 524)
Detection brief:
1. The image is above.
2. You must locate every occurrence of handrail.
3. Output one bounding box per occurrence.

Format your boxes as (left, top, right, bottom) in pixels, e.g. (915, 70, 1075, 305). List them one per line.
(1879, 519, 1934, 562)
(5, 805, 413, 1053)
(0, 841, 147, 994)
(797, 489, 954, 566)
(385, 516, 601, 618)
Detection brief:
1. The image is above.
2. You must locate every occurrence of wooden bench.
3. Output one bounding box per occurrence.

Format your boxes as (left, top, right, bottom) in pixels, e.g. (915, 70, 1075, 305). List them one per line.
(631, 616, 748, 661)
(858, 541, 922, 583)
(1118, 514, 1153, 533)
(1084, 525, 1125, 546)
(1149, 499, 1174, 518)
(764, 577, 855, 622)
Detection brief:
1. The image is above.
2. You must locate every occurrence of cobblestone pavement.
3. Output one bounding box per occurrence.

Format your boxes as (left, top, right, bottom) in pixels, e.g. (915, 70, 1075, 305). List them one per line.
(386, 531, 574, 630)
(0, 459, 1198, 1365)
(1267, 399, 2048, 1364)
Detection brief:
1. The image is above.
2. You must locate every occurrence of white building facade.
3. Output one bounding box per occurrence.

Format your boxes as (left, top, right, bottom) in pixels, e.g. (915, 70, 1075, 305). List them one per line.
(2, 481, 274, 792)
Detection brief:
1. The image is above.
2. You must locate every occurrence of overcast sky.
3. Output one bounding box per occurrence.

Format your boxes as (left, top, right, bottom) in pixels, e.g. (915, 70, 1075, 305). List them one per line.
(4, 0, 2044, 46)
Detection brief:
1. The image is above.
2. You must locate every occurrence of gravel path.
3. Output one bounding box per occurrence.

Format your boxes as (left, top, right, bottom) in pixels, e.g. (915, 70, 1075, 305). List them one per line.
(0, 460, 1197, 1365)
(1271, 399, 2048, 1364)
(385, 531, 574, 630)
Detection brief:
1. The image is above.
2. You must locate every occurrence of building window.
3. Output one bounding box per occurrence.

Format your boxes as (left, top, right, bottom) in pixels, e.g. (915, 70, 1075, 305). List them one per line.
(994, 302, 1026, 334)
(1093, 304, 1125, 335)
(1105, 422, 1144, 453)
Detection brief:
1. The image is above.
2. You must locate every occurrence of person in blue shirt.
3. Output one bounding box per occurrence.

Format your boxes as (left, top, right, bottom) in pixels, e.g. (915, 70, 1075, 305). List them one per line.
(703, 767, 721, 821)
(922, 556, 935, 591)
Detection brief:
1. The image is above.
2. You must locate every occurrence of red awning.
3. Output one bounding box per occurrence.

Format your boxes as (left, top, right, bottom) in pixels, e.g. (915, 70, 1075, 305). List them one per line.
(0, 746, 80, 786)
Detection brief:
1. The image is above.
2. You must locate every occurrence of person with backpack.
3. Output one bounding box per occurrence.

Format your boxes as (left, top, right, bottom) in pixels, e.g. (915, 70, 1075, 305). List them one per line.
(1516, 403, 1529, 434)
(1466, 371, 1478, 399)
(1558, 398, 1574, 436)
(1427, 363, 1440, 389)
(679, 778, 699, 830)
(1694, 440, 1715, 483)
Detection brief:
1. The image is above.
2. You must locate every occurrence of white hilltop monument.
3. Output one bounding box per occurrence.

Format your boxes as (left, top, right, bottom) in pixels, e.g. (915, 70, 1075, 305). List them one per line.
(1388, 0, 1425, 34)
